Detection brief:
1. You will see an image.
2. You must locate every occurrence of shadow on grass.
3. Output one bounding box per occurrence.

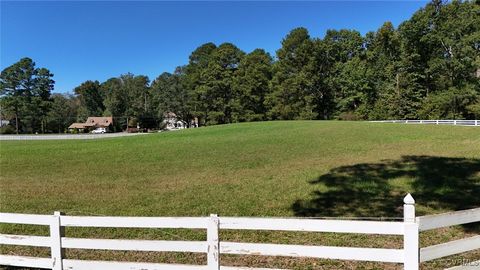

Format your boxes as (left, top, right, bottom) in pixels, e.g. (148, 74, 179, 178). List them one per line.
(292, 155, 480, 218)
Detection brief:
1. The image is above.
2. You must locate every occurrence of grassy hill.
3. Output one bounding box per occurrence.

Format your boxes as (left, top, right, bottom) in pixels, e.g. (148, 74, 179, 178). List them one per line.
(1, 121, 479, 269)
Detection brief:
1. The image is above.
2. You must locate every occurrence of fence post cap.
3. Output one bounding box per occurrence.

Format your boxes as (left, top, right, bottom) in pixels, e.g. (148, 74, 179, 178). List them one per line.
(403, 193, 415, 204)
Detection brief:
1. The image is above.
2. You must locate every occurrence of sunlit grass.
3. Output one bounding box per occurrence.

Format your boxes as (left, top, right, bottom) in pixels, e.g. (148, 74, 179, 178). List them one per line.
(1, 121, 479, 269)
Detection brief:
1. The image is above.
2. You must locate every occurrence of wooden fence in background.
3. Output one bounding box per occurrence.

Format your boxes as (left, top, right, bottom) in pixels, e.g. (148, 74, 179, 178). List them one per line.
(1, 194, 479, 270)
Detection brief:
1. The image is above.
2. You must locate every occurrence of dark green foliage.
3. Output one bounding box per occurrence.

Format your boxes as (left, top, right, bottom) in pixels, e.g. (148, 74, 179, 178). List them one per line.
(1, 1, 478, 133)
(194, 43, 245, 125)
(233, 49, 273, 121)
(74, 80, 104, 120)
(0, 125, 15, 134)
(33, 68, 55, 132)
(101, 73, 150, 129)
(46, 94, 79, 133)
(246, 1, 476, 122)
(393, 0, 480, 119)
(0, 58, 54, 133)
(184, 43, 217, 125)
(268, 28, 318, 120)
(101, 77, 125, 119)
(323, 29, 367, 119)
(150, 68, 191, 126)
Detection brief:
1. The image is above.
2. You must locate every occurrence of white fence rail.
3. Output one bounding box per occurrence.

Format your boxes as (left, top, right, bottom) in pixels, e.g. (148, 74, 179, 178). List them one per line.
(1, 194, 479, 270)
(370, 119, 479, 126)
(418, 208, 480, 264)
(0, 133, 147, 141)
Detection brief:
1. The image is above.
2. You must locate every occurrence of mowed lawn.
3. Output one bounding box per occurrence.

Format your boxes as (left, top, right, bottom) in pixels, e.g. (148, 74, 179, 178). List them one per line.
(1, 121, 479, 269)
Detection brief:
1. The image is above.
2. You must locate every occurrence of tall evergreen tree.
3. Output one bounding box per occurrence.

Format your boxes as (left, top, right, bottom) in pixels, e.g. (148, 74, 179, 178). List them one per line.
(0, 58, 54, 133)
(195, 43, 244, 125)
(74, 80, 104, 120)
(185, 43, 217, 125)
(267, 27, 317, 120)
(100, 74, 150, 129)
(33, 68, 54, 133)
(46, 94, 79, 133)
(233, 49, 273, 121)
(150, 68, 191, 126)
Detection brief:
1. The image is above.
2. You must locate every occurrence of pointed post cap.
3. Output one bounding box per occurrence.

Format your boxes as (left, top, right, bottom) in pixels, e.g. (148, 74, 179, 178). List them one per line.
(403, 193, 415, 204)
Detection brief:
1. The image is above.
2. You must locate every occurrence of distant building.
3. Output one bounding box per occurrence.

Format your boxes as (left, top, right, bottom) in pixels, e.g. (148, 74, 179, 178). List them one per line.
(68, 117, 113, 132)
(0, 120, 10, 127)
(162, 112, 199, 130)
(163, 112, 187, 130)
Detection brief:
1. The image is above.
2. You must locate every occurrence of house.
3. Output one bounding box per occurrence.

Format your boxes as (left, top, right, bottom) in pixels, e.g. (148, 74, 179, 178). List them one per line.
(68, 123, 87, 132)
(68, 117, 114, 132)
(0, 120, 10, 127)
(163, 112, 187, 130)
(161, 112, 199, 131)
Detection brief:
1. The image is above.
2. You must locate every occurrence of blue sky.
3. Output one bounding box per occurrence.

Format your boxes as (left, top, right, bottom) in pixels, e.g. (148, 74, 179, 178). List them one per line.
(1, 1, 428, 93)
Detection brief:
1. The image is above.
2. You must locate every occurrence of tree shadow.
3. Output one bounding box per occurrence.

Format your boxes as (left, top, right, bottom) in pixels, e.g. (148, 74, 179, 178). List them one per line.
(292, 156, 480, 219)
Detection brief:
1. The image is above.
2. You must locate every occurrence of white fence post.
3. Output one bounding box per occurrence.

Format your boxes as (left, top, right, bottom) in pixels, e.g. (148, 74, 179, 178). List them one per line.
(403, 194, 419, 270)
(50, 211, 64, 270)
(207, 214, 220, 270)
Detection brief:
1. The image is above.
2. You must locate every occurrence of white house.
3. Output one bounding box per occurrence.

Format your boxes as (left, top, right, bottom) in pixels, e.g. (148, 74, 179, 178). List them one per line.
(0, 120, 10, 127)
(162, 112, 200, 130)
(163, 112, 187, 130)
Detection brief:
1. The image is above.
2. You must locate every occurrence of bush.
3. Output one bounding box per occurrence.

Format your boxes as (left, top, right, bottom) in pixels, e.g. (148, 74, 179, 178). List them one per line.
(337, 112, 362, 121)
(0, 125, 16, 134)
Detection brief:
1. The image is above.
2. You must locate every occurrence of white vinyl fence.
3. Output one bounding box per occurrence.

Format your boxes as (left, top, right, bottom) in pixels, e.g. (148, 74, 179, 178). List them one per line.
(0, 133, 147, 141)
(1, 194, 479, 270)
(371, 120, 479, 126)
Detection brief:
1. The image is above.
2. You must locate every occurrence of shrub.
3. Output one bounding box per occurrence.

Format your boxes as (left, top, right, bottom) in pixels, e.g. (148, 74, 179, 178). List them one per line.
(0, 125, 15, 134)
(337, 112, 362, 121)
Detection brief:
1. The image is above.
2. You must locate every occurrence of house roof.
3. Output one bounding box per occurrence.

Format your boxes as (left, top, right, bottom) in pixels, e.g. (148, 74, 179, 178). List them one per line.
(84, 117, 113, 127)
(68, 117, 113, 129)
(68, 123, 86, 129)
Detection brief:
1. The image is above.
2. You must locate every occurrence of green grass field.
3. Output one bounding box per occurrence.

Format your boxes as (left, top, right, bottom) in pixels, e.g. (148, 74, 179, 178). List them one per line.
(1, 121, 479, 269)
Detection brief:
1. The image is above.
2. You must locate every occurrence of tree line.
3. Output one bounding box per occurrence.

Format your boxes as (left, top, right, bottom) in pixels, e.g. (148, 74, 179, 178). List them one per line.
(1, 0, 479, 134)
